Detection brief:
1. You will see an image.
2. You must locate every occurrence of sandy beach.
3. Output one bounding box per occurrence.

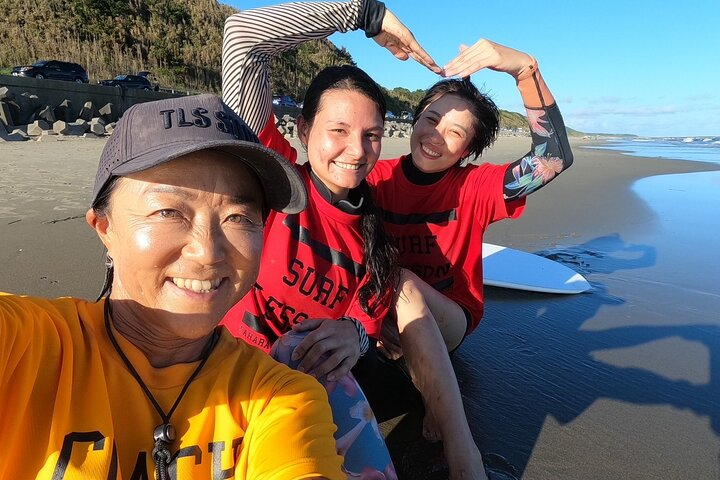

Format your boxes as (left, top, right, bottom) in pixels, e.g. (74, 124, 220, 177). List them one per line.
(2, 135, 719, 479)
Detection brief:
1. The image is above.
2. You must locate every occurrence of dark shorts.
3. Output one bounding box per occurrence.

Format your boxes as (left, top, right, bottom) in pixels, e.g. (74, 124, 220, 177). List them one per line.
(351, 344, 423, 423)
(449, 305, 474, 354)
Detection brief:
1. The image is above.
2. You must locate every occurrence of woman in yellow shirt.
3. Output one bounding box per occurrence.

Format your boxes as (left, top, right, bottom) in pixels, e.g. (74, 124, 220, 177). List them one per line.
(0, 94, 343, 480)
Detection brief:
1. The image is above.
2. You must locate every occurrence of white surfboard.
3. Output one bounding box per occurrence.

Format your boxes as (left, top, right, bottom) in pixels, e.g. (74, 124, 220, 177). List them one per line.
(482, 242, 591, 294)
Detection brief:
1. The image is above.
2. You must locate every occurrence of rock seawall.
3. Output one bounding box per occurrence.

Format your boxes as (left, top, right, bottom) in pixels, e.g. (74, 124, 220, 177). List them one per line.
(0, 74, 185, 142)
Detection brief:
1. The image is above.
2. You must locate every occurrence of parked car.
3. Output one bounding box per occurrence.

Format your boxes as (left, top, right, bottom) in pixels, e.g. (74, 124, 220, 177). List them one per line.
(98, 74, 158, 91)
(272, 95, 298, 108)
(400, 111, 413, 121)
(11, 60, 89, 83)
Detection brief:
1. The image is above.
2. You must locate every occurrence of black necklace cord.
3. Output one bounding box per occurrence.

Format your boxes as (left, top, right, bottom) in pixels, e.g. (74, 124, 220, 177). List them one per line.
(103, 299, 219, 480)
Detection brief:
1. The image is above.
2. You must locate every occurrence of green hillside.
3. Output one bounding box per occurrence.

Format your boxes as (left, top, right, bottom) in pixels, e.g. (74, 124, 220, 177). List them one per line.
(0, 0, 232, 92)
(0, 0, 354, 95)
(0, 0, 577, 133)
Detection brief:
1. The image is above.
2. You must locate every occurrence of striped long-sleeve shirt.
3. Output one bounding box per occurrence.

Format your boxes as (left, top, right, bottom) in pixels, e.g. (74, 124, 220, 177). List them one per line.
(222, 0, 364, 133)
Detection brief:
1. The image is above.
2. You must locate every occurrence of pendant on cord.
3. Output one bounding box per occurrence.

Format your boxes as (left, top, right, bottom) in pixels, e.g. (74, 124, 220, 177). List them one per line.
(103, 302, 219, 480)
(152, 424, 176, 480)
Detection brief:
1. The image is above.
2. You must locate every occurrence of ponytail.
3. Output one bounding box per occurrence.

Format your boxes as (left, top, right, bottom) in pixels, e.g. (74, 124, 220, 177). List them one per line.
(357, 180, 399, 315)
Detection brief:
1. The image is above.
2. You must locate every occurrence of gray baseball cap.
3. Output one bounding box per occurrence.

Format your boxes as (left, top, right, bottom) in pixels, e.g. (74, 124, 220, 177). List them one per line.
(92, 94, 306, 214)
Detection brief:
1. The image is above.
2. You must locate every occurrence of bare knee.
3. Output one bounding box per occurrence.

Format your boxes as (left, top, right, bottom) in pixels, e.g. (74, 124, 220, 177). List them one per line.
(396, 269, 466, 351)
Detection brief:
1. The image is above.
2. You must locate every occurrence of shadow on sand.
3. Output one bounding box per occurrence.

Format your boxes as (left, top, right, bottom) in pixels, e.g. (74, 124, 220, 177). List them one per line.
(449, 233, 720, 477)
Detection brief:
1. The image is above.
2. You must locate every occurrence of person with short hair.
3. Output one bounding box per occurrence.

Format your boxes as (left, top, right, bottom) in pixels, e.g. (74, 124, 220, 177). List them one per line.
(369, 39, 574, 359)
(0, 94, 343, 480)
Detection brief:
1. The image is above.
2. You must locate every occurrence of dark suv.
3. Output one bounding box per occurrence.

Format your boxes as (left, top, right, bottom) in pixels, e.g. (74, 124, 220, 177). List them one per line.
(98, 74, 158, 91)
(11, 60, 89, 83)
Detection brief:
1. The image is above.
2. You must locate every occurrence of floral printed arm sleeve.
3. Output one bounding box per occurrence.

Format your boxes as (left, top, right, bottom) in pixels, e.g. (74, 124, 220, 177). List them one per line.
(502, 70, 574, 201)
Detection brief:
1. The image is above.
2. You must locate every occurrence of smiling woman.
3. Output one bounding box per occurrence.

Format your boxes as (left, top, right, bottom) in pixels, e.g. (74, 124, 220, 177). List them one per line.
(297, 88, 384, 199)
(88, 153, 266, 347)
(0, 94, 345, 480)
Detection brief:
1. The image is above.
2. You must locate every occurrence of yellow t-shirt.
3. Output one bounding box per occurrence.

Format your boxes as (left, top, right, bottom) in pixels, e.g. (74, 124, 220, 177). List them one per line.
(0, 294, 343, 479)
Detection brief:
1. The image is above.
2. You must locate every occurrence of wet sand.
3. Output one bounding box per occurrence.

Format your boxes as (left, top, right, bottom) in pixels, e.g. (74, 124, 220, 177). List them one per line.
(2, 135, 720, 479)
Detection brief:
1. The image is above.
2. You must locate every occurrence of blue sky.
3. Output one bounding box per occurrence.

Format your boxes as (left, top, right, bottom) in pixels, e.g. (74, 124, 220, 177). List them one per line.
(227, 1, 720, 137)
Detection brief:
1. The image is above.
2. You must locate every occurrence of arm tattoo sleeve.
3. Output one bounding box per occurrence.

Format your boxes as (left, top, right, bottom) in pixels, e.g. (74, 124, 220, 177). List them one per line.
(502, 74, 574, 201)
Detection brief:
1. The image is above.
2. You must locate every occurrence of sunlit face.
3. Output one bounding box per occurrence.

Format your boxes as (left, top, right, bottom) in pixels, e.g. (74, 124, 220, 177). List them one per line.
(299, 89, 384, 200)
(410, 94, 476, 173)
(90, 151, 265, 339)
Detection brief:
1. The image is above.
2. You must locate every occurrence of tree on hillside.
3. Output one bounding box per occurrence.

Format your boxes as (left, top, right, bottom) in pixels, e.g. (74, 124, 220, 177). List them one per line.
(271, 42, 355, 100)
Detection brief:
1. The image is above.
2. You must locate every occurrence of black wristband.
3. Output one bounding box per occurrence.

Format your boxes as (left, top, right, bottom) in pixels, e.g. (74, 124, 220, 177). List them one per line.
(342, 316, 370, 357)
(360, 0, 386, 38)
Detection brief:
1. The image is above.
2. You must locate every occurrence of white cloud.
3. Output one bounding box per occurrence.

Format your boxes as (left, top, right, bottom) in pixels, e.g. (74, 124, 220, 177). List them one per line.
(569, 106, 679, 117)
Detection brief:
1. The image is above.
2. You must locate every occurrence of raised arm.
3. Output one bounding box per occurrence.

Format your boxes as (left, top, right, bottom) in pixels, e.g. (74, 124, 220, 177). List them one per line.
(444, 39, 573, 201)
(222, 0, 439, 134)
(222, 0, 363, 133)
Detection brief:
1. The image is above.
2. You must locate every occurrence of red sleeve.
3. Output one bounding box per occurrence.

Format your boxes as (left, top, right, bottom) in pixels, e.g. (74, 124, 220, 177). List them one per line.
(258, 114, 298, 165)
(468, 163, 526, 224)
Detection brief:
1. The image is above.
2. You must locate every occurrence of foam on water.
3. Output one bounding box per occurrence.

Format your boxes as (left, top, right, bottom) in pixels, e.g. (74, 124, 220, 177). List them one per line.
(583, 136, 720, 165)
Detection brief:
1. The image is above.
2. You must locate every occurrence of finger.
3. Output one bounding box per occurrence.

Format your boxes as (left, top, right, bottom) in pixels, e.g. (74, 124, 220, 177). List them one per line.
(443, 47, 484, 76)
(379, 11, 441, 73)
(382, 331, 400, 350)
(308, 354, 341, 379)
(447, 41, 478, 64)
(444, 42, 493, 77)
(402, 39, 442, 73)
(406, 49, 442, 74)
(313, 352, 351, 381)
(326, 357, 355, 382)
(296, 337, 335, 373)
(291, 327, 330, 361)
(444, 53, 489, 78)
(377, 37, 411, 61)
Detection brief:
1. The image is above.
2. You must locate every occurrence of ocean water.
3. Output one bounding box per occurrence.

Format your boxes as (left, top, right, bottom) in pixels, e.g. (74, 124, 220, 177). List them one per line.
(584, 136, 720, 165)
(453, 171, 720, 479)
